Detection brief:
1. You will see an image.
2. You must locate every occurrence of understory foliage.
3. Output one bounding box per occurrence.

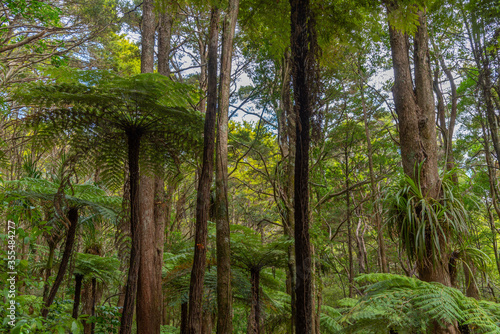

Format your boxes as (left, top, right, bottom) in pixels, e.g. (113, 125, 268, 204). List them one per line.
(321, 274, 500, 334)
(386, 166, 470, 263)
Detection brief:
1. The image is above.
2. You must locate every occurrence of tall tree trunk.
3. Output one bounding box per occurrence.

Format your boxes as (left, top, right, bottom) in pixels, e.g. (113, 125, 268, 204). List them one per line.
(215, 1, 239, 333)
(187, 8, 219, 334)
(155, 178, 166, 320)
(119, 130, 142, 334)
(42, 207, 79, 318)
(140, 0, 155, 74)
(136, 0, 164, 331)
(72, 273, 84, 319)
(158, 11, 173, 77)
(247, 267, 261, 334)
(360, 82, 388, 273)
(137, 175, 161, 334)
(156, 7, 172, 326)
(180, 301, 189, 334)
(197, 16, 208, 114)
(355, 217, 367, 274)
(91, 277, 97, 334)
(345, 136, 354, 297)
(386, 5, 457, 333)
(278, 49, 296, 334)
(289, 0, 317, 330)
(42, 242, 56, 301)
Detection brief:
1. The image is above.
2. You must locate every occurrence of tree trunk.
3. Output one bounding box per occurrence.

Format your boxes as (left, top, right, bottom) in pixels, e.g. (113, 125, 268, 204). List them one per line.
(119, 130, 142, 334)
(140, 0, 155, 74)
(158, 11, 173, 77)
(345, 137, 354, 297)
(155, 178, 166, 322)
(136, 0, 164, 331)
(289, 0, 317, 330)
(42, 243, 56, 302)
(42, 207, 79, 318)
(387, 5, 457, 333)
(91, 277, 97, 334)
(137, 175, 161, 334)
(356, 218, 367, 274)
(181, 301, 189, 334)
(72, 273, 84, 319)
(248, 267, 261, 334)
(278, 49, 296, 334)
(215, 1, 239, 333)
(187, 7, 219, 334)
(360, 82, 388, 273)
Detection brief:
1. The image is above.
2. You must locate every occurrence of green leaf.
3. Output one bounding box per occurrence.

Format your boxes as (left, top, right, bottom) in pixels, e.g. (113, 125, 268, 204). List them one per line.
(71, 320, 82, 334)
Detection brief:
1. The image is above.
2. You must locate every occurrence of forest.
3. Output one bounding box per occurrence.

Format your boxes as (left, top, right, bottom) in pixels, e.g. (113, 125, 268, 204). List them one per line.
(0, 0, 499, 333)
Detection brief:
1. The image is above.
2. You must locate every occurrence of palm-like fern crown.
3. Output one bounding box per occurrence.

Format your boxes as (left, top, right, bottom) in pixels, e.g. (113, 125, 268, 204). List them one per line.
(18, 72, 204, 189)
(74, 252, 121, 284)
(229, 224, 292, 270)
(2, 176, 122, 224)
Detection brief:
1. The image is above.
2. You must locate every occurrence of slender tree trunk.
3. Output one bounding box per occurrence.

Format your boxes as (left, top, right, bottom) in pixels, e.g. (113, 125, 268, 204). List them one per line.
(156, 7, 172, 326)
(42, 243, 56, 301)
(345, 138, 354, 297)
(181, 302, 189, 334)
(248, 267, 261, 334)
(187, 8, 219, 334)
(356, 218, 367, 274)
(42, 207, 79, 318)
(119, 130, 142, 334)
(197, 17, 208, 114)
(215, 1, 239, 333)
(140, 0, 155, 74)
(72, 273, 84, 319)
(91, 277, 97, 334)
(158, 11, 173, 77)
(278, 49, 296, 334)
(289, 0, 317, 330)
(360, 82, 388, 273)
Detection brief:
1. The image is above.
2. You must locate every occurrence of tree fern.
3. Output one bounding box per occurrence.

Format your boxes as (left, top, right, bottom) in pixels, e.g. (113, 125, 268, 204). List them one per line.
(74, 253, 121, 285)
(340, 273, 500, 333)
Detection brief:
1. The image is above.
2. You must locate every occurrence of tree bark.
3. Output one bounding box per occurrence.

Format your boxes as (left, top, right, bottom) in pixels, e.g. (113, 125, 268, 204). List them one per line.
(345, 135, 354, 297)
(158, 11, 173, 77)
(42, 243, 56, 302)
(140, 0, 155, 74)
(135, 1, 164, 331)
(180, 301, 189, 334)
(91, 277, 97, 334)
(289, 0, 317, 330)
(42, 207, 79, 318)
(187, 7, 219, 334)
(72, 273, 84, 319)
(247, 267, 261, 334)
(386, 5, 457, 333)
(277, 49, 296, 334)
(360, 82, 388, 273)
(215, 1, 239, 333)
(119, 130, 142, 334)
(137, 175, 161, 334)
